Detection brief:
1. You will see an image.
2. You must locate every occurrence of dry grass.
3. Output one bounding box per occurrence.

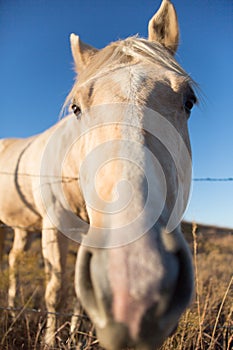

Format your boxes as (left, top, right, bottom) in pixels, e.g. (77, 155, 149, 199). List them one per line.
(160, 223, 233, 350)
(0, 223, 232, 350)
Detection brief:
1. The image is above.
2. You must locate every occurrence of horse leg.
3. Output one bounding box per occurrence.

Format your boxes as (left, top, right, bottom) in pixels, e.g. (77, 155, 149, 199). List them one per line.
(0, 225, 7, 268)
(70, 299, 89, 348)
(70, 247, 84, 346)
(8, 228, 29, 313)
(42, 227, 68, 346)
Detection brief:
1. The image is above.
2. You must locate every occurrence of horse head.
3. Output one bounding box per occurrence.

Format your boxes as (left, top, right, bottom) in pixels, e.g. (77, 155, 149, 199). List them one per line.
(65, 1, 196, 348)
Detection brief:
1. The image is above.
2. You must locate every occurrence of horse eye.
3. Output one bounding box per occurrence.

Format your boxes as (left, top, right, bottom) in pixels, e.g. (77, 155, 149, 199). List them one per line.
(184, 96, 196, 114)
(71, 104, 81, 117)
(185, 100, 194, 112)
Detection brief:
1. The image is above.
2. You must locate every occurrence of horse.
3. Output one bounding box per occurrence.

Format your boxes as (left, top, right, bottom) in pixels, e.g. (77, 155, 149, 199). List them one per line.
(0, 0, 196, 348)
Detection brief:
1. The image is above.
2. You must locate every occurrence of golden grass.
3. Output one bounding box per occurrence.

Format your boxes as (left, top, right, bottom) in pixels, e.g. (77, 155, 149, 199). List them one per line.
(0, 223, 232, 350)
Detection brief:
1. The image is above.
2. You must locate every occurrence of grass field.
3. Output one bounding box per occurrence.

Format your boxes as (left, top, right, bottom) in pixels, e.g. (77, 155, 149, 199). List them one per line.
(0, 222, 232, 350)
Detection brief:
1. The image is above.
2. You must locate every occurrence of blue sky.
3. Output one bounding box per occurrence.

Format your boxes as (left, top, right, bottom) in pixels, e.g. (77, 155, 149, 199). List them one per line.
(0, 0, 232, 228)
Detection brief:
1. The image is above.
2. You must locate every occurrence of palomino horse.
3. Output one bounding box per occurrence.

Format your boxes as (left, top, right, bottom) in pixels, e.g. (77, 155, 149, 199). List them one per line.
(0, 0, 196, 348)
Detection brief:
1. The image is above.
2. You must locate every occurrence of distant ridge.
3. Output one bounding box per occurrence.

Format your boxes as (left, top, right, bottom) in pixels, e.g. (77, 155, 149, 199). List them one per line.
(181, 221, 233, 245)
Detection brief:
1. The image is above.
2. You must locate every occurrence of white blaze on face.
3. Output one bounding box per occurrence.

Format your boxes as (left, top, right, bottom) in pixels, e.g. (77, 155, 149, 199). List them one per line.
(78, 100, 169, 248)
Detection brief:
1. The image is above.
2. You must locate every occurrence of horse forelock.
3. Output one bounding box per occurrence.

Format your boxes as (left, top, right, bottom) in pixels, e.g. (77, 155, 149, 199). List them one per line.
(64, 37, 198, 112)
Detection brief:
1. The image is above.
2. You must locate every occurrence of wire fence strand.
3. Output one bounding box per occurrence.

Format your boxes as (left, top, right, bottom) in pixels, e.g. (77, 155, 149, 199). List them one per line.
(0, 305, 232, 330)
(193, 177, 233, 182)
(0, 306, 89, 320)
(0, 170, 233, 182)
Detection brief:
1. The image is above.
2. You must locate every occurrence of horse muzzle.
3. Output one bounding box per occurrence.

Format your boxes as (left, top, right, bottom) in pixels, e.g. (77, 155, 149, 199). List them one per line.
(75, 226, 193, 350)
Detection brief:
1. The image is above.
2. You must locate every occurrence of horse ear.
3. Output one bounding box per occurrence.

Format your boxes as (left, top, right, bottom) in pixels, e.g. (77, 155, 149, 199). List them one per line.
(70, 33, 98, 72)
(148, 0, 179, 55)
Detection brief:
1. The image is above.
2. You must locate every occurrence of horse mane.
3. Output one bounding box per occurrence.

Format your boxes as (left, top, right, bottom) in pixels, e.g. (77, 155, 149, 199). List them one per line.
(64, 36, 198, 110)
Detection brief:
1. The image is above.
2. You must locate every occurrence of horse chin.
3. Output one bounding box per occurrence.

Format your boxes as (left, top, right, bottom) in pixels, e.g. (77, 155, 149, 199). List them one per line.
(95, 320, 171, 350)
(95, 322, 132, 350)
(96, 320, 177, 350)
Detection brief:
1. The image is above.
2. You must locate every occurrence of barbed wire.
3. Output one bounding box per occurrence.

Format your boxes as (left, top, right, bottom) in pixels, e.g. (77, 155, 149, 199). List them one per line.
(0, 170, 233, 182)
(0, 305, 89, 319)
(0, 172, 232, 233)
(0, 171, 78, 183)
(1, 220, 232, 234)
(193, 177, 233, 182)
(0, 222, 84, 233)
(0, 305, 232, 330)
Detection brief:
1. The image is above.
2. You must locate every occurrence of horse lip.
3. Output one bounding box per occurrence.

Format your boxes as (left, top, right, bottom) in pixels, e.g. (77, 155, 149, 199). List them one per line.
(96, 299, 172, 350)
(95, 321, 133, 350)
(96, 319, 165, 350)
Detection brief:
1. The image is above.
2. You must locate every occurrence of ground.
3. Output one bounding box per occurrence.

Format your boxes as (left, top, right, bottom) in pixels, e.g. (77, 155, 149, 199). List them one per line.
(0, 222, 232, 350)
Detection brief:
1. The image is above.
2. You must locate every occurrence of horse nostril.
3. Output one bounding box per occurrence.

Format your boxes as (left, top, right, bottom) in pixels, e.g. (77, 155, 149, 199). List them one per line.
(76, 248, 98, 314)
(76, 247, 111, 327)
(170, 323, 178, 336)
(173, 248, 194, 308)
(161, 229, 194, 314)
(82, 251, 93, 289)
